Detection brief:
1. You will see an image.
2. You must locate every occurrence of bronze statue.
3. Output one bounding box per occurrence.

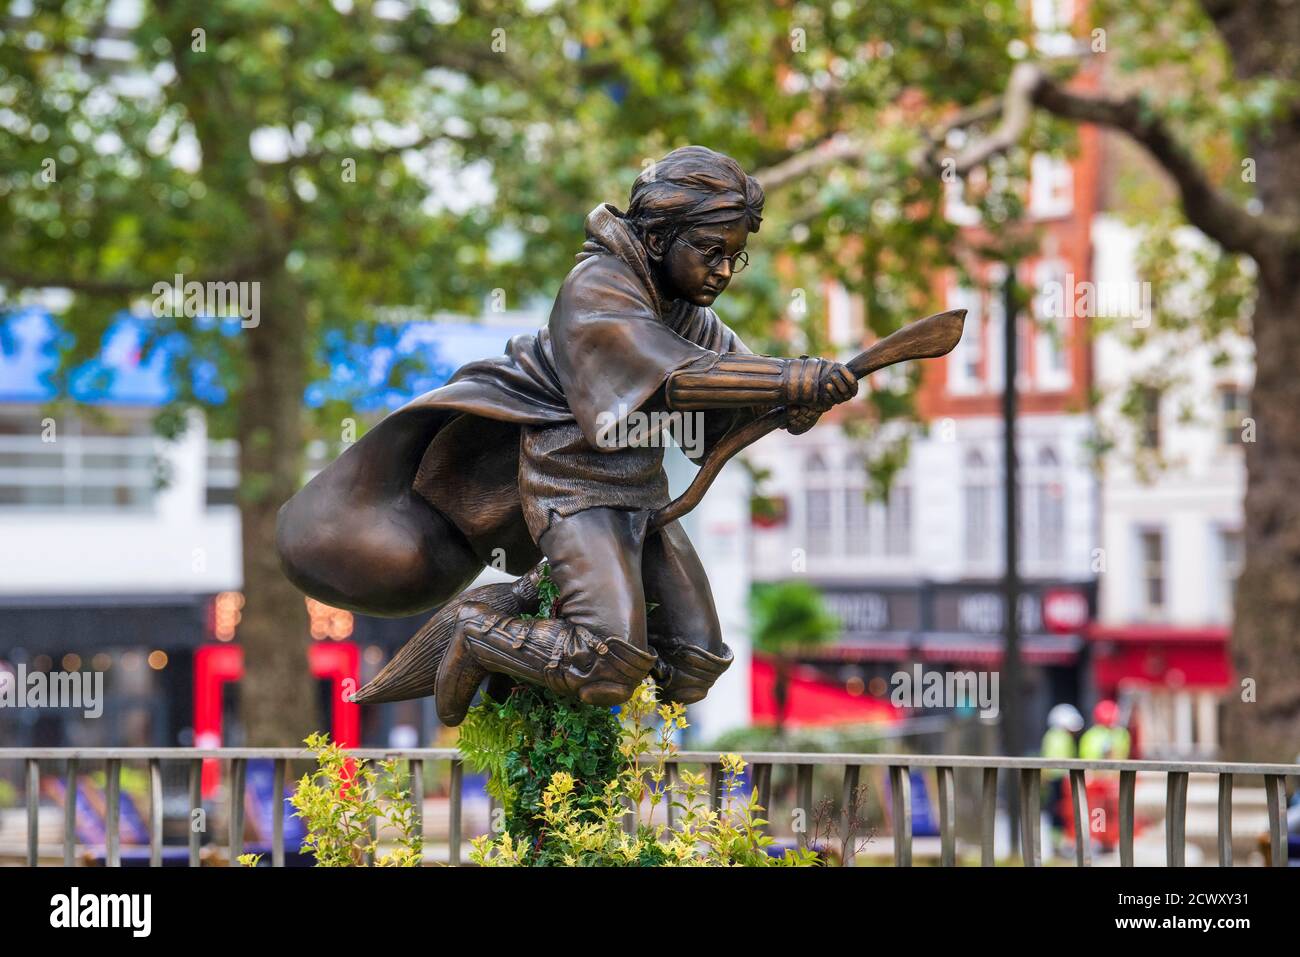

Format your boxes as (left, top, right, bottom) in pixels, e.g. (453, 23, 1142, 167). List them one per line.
(276, 145, 963, 723)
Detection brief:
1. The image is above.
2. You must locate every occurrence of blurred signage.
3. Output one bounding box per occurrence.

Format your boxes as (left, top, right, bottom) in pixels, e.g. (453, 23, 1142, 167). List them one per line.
(820, 582, 1093, 637)
(1042, 587, 1090, 633)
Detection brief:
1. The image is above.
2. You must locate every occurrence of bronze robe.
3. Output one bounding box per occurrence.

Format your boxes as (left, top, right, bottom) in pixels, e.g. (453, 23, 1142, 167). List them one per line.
(277, 204, 749, 617)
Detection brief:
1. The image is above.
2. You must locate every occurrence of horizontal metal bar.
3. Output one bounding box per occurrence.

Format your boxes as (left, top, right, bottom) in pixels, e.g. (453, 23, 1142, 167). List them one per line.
(0, 748, 1295, 776)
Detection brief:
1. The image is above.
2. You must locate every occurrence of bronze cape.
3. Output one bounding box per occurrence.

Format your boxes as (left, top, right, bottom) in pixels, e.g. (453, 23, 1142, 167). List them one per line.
(277, 203, 750, 620)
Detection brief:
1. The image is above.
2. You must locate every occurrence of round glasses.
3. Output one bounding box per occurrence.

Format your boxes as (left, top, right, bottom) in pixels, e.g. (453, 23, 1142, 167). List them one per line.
(674, 234, 750, 273)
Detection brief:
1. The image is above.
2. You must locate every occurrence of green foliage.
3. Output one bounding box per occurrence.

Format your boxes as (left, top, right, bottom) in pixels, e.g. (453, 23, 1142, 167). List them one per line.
(748, 580, 840, 657)
(459, 682, 624, 860)
(520, 563, 560, 620)
(466, 681, 818, 867)
(289, 732, 422, 867)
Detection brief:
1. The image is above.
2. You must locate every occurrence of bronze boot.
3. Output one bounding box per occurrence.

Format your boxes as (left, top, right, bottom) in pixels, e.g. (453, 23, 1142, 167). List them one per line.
(650, 637, 734, 705)
(435, 604, 657, 724)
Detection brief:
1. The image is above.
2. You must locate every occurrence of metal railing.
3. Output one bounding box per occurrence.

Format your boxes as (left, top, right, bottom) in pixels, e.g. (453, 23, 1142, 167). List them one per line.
(2, 748, 1295, 867)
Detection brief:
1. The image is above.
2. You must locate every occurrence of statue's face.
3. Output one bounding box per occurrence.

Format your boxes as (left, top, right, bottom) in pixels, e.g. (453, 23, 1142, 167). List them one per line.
(650, 216, 750, 307)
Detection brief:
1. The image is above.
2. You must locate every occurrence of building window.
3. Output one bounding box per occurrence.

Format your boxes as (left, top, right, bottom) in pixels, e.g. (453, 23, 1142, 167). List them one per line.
(843, 484, 871, 556)
(801, 450, 911, 561)
(963, 450, 995, 563)
(1032, 258, 1071, 391)
(804, 453, 834, 557)
(1138, 528, 1166, 620)
(885, 485, 912, 556)
(205, 439, 240, 508)
(1219, 527, 1243, 622)
(1028, 447, 1065, 565)
(1030, 152, 1074, 218)
(1032, 0, 1077, 55)
(942, 136, 982, 227)
(946, 282, 985, 394)
(1138, 387, 1161, 450)
(1219, 385, 1248, 446)
(0, 409, 156, 509)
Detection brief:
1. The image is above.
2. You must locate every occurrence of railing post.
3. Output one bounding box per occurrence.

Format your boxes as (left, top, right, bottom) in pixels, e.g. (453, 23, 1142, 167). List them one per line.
(149, 758, 163, 868)
(26, 758, 39, 867)
(448, 758, 463, 866)
(665, 762, 679, 830)
(63, 757, 78, 867)
(273, 758, 286, 868)
(980, 767, 997, 867)
(1118, 770, 1136, 867)
(888, 765, 911, 867)
(410, 758, 424, 864)
(937, 766, 956, 867)
(841, 765, 863, 866)
(1165, 771, 1188, 867)
(1018, 768, 1040, 867)
(796, 764, 813, 851)
(1264, 774, 1287, 867)
(709, 762, 723, 813)
(1217, 772, 1233, 868)
(106, 758, 121, 867)
(753, 763, 773, 836)
(188, 758, 202, 868)
(1069, 768, 1091, 867)
(229, 757, 246, 863)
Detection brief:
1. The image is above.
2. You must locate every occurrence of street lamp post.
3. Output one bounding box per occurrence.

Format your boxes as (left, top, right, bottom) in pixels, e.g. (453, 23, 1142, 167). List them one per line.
(1001, 266, 1025, 855)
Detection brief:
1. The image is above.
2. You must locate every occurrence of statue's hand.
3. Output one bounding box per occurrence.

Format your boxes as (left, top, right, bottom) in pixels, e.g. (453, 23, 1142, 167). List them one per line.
(816, 361, 858, 407)
(785, 405, 822, 435)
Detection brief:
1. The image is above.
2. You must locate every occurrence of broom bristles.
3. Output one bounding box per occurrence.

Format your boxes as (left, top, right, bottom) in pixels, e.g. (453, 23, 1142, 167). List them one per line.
(351, 577, 534, 705)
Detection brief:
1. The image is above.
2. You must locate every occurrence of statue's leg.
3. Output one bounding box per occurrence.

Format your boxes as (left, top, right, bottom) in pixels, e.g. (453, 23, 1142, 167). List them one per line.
(642, 520, 734, 704)
(434, 508, 658, 723)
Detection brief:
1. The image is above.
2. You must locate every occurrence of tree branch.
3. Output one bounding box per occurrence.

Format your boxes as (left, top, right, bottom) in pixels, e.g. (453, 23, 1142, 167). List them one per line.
(1021, 63, 1292, 261)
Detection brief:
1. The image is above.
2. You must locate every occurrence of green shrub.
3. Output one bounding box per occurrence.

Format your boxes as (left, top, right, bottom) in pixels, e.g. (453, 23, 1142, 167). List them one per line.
(289, 732, 422, 867)
(463, 680, 819, 867)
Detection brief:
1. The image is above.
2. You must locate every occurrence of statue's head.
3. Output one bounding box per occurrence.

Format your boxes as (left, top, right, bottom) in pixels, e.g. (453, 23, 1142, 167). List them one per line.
(626, 145, 764, 307)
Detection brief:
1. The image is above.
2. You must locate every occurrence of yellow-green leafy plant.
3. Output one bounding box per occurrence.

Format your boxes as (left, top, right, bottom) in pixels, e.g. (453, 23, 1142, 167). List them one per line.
(289, 732, 422, 867)
(468, 680, 820, 867)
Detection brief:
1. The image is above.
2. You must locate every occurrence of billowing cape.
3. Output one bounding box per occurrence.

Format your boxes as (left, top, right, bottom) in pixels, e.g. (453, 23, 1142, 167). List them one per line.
(277, 204, 748, 617)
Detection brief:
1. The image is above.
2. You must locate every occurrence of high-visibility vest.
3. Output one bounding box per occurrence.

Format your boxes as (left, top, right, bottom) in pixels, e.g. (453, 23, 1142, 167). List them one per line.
(1041, 727, 1075, 780)
(1079, 725, 1130, 761)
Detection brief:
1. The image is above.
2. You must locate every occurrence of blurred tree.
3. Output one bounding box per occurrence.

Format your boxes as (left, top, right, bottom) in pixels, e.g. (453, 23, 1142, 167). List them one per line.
(0, 0, 558, 744)
(749, 581, 841, 739)
(9, 1, 1291, 759)
(0, 0, 1031, 745)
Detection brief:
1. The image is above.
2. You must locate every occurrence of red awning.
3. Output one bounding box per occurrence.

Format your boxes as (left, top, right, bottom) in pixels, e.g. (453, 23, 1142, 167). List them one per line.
(1087, 624, 1231, 691)
(750, 655, 902, 727)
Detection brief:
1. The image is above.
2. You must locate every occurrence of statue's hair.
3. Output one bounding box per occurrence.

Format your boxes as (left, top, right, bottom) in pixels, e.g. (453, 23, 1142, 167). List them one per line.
(625, 145, 764, 239)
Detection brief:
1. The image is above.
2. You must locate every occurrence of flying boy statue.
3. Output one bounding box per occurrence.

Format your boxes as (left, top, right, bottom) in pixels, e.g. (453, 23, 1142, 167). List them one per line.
(276, 145, 962, 723)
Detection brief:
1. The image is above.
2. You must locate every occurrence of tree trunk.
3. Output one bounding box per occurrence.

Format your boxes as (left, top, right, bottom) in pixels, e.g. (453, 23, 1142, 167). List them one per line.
(237, 266, 318, 746)
(1215, 0, 1300, 763)
(1223, 270, 1300, 763)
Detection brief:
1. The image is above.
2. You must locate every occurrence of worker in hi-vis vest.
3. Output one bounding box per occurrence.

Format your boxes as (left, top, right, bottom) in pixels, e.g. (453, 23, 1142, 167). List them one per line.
(1041, 704, 1084, 854)
(1079, 699, 1131, 761)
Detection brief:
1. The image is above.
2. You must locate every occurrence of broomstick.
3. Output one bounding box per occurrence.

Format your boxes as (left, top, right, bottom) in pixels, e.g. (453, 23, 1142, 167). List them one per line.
(352, 309, 965, 705)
